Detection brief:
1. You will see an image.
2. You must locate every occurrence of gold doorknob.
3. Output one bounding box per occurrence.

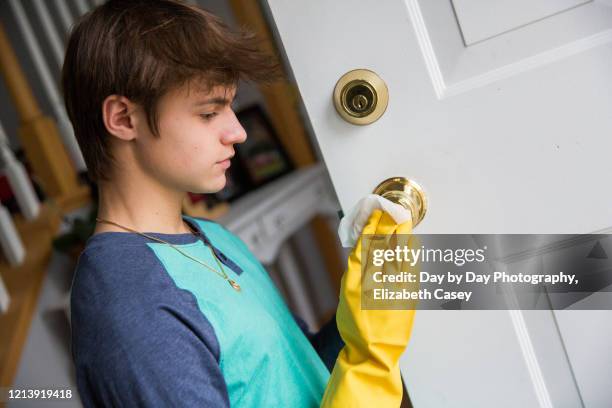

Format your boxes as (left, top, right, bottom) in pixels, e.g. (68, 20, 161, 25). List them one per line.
(372, 177, 427, 228)
(333, 69, 388, 125)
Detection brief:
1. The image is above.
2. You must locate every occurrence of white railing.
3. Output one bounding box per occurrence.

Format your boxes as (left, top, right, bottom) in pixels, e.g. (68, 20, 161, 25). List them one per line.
(8, 0, 87, 172)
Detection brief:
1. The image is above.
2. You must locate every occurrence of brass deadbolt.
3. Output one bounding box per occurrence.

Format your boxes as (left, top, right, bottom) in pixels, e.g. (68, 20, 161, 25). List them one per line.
(333, 69, 389, 125)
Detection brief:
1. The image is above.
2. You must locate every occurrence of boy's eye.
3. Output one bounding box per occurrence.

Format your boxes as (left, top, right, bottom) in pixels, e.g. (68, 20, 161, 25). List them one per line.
(200, 112, 218, 121)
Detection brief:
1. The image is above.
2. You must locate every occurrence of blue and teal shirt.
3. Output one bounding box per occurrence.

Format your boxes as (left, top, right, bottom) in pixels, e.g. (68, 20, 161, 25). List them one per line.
(70, 215, 344, 407)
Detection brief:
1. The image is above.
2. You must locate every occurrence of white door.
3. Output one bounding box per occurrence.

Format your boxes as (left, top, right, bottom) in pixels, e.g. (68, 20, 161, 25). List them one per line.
(264, 1, 612, 407)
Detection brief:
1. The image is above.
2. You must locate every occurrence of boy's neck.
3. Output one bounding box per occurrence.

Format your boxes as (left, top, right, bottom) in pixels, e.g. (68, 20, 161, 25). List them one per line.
(95, 178, 191, 235)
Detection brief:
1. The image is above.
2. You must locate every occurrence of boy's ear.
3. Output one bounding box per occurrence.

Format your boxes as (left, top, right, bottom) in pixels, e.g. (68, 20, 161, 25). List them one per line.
(102, 95, 139, 141)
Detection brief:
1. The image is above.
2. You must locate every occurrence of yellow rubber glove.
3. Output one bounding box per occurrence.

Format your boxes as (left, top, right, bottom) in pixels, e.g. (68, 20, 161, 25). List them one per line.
(320, 209, 418, 408)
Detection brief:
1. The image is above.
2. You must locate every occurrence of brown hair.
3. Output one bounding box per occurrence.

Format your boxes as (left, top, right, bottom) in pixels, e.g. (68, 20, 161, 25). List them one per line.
(62, 0, 282, 183)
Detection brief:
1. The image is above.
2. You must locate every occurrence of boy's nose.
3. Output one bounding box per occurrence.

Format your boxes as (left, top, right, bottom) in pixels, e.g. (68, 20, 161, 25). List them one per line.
(222, 113, 247, 145)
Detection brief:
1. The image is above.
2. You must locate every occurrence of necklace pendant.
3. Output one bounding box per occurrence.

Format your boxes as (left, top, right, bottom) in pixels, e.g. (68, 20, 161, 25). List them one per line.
(228, 279, 241, 292)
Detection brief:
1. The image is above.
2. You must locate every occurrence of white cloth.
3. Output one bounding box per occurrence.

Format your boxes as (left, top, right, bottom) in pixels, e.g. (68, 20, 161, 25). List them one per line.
(337, 194, 412, 248)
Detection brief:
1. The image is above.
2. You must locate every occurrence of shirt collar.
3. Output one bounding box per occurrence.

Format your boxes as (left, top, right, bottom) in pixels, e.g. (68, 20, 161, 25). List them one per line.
(181, 216, 244, 276)
(85, 215, 244, 276)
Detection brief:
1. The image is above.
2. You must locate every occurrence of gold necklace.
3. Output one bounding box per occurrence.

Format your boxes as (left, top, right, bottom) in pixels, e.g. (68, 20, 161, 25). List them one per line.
(95, 217, 242, 292)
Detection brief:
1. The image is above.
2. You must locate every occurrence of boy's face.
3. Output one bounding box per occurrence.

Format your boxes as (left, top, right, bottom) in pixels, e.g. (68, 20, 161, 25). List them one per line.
(133, 82, 246, 194)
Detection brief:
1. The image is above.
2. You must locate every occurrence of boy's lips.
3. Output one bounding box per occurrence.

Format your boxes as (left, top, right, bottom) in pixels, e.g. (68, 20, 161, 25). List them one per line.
(216, 154, 234, 169)
(217, 153, 235, 162)
(217, 159, 231, 169)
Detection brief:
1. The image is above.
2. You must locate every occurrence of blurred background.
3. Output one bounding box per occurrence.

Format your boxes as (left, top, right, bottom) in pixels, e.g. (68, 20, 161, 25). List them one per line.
(0, 1, 348, 406)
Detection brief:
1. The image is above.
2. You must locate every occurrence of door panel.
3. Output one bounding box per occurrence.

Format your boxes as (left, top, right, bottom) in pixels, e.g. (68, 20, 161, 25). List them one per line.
(265, 0, 612, 406)
(554, 308, 612, 407)
(415, 0, 612, 98)
(451, 0, 591, 45)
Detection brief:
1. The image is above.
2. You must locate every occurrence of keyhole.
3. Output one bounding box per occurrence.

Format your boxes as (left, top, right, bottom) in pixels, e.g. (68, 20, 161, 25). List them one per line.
(342, 81, 377, 117)
(351, 94, 369, 112)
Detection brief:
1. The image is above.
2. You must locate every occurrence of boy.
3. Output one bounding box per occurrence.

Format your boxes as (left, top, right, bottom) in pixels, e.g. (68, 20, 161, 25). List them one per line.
(63, 0, 345, 406)
(64, 0, 415, 406)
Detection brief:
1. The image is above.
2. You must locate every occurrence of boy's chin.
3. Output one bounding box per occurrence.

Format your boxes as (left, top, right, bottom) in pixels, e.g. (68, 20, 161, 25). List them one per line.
(191, 174, 226, 194)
